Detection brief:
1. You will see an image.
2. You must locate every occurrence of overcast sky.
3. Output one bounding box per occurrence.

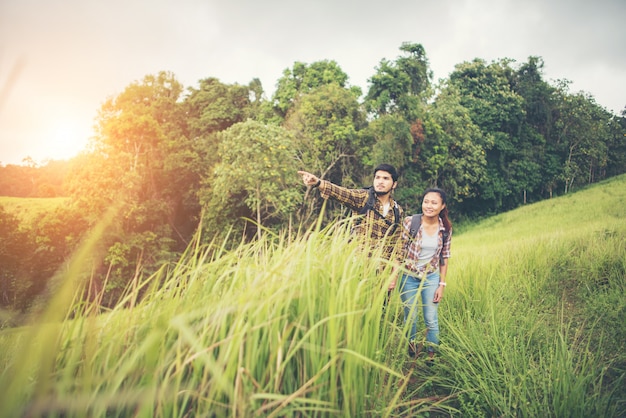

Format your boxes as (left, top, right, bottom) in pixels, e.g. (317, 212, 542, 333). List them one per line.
(1, 0, 624, 165)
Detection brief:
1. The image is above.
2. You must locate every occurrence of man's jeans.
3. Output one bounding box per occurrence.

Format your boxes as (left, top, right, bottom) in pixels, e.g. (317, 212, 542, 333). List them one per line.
(399, 271, 440, 352)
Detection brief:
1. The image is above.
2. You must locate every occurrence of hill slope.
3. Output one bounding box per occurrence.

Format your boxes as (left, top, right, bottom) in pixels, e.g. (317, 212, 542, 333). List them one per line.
(0, 174, 624, 417)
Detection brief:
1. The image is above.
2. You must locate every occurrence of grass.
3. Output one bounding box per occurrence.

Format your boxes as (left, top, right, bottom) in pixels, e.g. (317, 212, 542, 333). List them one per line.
(0, 196, 68, 223)
(0, 175, 625, 417)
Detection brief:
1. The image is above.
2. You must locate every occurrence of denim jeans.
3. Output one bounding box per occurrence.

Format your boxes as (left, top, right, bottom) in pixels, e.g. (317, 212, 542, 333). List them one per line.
(399, 271, 440, 352)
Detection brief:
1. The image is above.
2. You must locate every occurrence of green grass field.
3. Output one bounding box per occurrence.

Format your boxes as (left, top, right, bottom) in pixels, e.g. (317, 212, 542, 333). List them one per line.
(1, 175, 624, 417)
(0, 196, 68, 223)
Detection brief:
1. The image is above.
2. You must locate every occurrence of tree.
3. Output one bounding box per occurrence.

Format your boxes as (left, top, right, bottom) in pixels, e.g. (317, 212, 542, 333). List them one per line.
(0, 205, 30, 310)
(272, 60, 360, 118)
(551, 88, 613, 193)
(281, 83, 369, 223)
(361, 114, 413, 175)
(185, 77, 253, 136)
(365, 42, 432, 121)
(285, 83, 367, 183)
(605, 112, 626, 178)
(448, 58, 527, 212)
(203, 120, 300, 240)
(512, 57, 563, 201)
(67, 71, 192, 303)
(426, 84, 487, 208)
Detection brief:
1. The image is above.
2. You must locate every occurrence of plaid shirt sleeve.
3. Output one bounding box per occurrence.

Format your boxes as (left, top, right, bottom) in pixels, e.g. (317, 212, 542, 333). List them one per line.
(318, 180, 404, 262)
(318, 181, 368, 211)
(441, 227, 452, 260)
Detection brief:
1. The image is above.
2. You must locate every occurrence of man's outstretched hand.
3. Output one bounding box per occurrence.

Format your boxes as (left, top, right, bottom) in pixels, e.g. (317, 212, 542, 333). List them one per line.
(298, 170, 320, 187)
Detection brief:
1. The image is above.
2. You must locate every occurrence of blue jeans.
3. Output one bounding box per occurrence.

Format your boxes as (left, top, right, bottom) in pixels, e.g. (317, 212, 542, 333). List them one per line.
(399, 271, 440, 352)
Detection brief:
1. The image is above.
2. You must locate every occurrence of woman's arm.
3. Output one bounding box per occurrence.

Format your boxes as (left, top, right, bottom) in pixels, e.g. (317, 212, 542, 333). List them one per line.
(433, 259, 448, 303)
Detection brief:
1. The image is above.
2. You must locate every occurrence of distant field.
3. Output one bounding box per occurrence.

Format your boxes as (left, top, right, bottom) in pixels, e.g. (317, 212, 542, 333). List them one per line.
(0, 196, 69, 223)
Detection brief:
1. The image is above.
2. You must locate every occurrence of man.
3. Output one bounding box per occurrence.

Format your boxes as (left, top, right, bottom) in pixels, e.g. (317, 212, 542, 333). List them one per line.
(298, 164, 404, 291)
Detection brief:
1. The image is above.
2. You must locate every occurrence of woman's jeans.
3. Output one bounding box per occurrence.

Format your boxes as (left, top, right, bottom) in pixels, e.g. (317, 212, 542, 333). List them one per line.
(399, 271, 440, 352)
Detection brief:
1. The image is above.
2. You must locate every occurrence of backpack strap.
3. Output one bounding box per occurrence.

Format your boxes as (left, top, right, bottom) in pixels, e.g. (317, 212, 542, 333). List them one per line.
(392, 202, 400, 232)
(357, 187, 400, 234)
(409, 214, 422, 238)
(409, 214, 449, 266)
(358, 187, 376, 215)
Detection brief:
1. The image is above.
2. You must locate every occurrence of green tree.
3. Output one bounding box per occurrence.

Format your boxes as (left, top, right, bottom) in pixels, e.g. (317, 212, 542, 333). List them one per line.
(512, 57, 563, 201)
(551, 87, 613, 193)
(448, 58, 527, 212)
(605, 112, 626, 178)
(203, 120, 300, 240)
(185, 77, 253, 136)
(24, 205, 88, 306)
(183, 78, 261, 233)
(425, 84, 487, 209)
(272, 60, 360, 118)
(0, 205, 30, 311)
(284, 83, 366, 183)
(365, 42, 432, 121)
(67, 71, 192, 303)
(361, 114, 413, 175)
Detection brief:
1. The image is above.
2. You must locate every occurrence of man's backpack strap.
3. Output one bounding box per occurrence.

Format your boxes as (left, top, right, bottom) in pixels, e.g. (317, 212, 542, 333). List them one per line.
(357, 187, 400, 233)
(358, 187, 376, 216)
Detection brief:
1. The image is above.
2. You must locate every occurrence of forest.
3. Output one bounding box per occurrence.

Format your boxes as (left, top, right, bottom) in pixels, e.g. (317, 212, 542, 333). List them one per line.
(1, 42, 625, 314)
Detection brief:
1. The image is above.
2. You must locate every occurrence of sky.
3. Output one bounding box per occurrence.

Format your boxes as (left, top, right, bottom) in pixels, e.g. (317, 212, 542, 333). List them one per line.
(0, 0, 624, 165)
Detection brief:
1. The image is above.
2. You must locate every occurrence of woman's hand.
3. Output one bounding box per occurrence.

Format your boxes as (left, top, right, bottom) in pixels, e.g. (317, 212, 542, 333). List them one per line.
(433, 285, 444, 303)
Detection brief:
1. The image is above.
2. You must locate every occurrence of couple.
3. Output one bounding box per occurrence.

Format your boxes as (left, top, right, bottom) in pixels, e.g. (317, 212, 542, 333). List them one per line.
(299, 164, 452, 360)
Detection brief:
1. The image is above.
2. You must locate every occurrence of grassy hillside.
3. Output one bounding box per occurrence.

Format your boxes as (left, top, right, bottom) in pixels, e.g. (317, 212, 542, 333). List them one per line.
(0, 175, 624, 417)
(0, 196, 69, 223)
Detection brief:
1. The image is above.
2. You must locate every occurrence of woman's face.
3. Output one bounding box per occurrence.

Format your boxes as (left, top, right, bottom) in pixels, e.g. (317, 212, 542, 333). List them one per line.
(422, 192, 445, 217)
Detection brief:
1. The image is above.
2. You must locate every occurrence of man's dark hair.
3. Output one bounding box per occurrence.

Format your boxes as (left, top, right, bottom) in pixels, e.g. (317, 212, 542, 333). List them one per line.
(373, 164, 398, 182)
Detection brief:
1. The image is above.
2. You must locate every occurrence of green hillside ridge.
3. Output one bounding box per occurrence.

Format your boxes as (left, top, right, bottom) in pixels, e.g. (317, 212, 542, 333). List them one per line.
(1, 175, 624, 417)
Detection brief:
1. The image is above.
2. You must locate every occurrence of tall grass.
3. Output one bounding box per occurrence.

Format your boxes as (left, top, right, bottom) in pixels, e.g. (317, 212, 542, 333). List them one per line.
(433, 175, 626, 417)
(0, 175, 625, 417)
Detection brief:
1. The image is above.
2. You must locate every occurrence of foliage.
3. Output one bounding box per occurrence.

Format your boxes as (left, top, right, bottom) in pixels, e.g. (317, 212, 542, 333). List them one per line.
(272, 60, 360, 118)
(404, 83, 488, 212)
(285, 83, 367, 184)
(1, 175, 624, 417)
(202, 120, 301, 240)
(0, 159, 71, 197)
(0, 205, 30, 311)
(3, 42, 626, 313)
(365, 42, 432, 120)
(185, 77, 254, 136)
(283, 83, 369, 223)
(64, 72, 193, 303)
(361, 114, 413, 177)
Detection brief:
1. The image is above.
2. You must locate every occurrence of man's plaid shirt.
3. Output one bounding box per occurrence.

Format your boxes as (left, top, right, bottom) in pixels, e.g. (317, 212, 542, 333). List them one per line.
(318, 180, 404, 263)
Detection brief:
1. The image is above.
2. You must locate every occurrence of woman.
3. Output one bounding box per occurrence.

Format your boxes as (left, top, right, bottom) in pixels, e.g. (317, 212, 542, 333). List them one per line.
(399, 188, 452, 359)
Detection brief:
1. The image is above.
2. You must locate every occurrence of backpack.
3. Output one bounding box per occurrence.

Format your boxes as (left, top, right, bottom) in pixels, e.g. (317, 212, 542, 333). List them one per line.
(408, 214, 449, 266)
(357, 187, 401, 234)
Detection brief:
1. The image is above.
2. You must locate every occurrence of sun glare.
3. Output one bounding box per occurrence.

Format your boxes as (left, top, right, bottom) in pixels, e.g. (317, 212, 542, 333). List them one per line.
(44, 119, 91, 162)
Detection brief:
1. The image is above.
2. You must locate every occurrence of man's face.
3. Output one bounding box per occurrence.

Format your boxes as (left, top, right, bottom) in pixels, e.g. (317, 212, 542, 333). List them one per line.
(373, 170, 396, 195)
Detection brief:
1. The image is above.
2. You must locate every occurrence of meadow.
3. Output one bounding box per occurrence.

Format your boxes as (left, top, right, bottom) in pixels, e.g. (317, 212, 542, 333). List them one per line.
(0, 175, 624, 417)
(0, 196, 68, 223)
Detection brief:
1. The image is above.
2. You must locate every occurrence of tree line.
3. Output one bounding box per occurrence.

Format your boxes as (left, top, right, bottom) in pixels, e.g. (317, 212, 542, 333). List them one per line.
(1, 42, 625, 314)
